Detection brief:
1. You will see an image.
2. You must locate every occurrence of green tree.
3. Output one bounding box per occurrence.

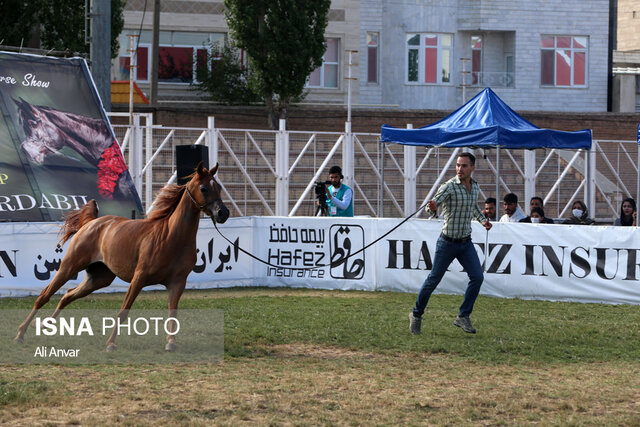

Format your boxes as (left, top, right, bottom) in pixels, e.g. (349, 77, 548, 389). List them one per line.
(0, 0, 42, 48)
(0, 0, 125, 59)
(194, 42, 262, 105)
(224, 0, 331, 128)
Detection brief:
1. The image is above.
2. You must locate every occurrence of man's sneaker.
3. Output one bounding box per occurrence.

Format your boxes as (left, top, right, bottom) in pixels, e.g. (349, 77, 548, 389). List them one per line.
(453, 316, 476, 334)
(409, 313, 422, 335)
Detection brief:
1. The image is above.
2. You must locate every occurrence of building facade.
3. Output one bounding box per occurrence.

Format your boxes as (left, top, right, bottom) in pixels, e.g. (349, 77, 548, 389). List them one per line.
(113, 0, 611, 112)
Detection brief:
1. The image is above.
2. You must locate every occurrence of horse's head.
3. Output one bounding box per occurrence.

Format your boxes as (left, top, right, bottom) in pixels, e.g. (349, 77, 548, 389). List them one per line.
(14, 98, 66, 164)
(187, 162, 229, 224)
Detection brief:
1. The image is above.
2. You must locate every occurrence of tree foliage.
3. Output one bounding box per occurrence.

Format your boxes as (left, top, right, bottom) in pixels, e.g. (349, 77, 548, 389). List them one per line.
(223, 0, 331, 128)
(194, 43, 262, 105)
(0, 0, 125, 59)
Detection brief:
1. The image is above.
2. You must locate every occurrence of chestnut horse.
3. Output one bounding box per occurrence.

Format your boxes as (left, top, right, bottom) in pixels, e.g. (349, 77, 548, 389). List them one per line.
(14, 162, 229, 351)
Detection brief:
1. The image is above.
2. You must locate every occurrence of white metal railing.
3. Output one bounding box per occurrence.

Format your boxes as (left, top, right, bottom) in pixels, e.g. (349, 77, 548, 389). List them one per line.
(107, 112, 638, 222)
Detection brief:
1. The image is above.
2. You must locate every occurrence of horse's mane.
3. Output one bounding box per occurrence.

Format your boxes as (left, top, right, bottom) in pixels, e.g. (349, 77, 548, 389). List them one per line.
(147, 183, 187, 220)
(59, 200, 99, 244)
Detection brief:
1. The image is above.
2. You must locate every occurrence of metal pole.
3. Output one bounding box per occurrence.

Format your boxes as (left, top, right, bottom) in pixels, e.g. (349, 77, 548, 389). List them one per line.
(380, 142, 385, 218)
(404, 124, 416, 217)
(345, 50, 358, 123)
(128, 35, 137, 125)
(495, 147, 500, 221)
(150, 0, 160, 106)
(89, 0, 111, 111)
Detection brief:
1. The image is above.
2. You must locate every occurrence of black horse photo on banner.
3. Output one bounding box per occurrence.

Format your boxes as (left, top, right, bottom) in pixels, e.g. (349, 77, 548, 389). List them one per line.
(14, 98, 135, 201)
(0, 51, 143, 221)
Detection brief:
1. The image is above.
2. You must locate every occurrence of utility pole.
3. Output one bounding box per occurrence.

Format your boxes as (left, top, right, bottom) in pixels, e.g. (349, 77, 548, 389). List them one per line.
(344, 50, 358, 188)
(89, 0, 111, 111)
(128, 34, 139, 125)
(150, 0, 160, 107)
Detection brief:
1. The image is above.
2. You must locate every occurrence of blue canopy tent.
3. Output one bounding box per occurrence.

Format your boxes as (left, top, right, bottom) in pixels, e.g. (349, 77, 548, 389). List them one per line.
(379, 88, 593, 218)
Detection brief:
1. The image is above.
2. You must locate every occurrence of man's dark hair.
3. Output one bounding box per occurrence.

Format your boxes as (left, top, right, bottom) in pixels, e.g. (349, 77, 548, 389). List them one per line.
(485, 197, 496, 206)
(329, 165, 343, 176)
(530, 196, 543, 206)
(458, 152, 476, 166)
(531, 207, 545, 217)
(503, 193, 518, 204)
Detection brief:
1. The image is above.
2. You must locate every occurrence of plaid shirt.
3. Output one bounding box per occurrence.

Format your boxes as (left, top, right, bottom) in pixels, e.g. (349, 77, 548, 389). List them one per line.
(427, 176, 486, 239)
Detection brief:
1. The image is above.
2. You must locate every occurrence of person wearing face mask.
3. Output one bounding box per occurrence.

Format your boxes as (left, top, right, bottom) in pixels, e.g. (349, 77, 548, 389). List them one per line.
(614, 198, 636, 226)
(519, 207, 547, 224)
(563, 200, 595, 225)
(519, 197, 555, 224)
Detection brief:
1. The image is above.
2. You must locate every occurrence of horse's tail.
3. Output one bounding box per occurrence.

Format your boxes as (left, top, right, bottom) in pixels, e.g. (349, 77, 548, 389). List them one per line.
(59, 200, 99, 244)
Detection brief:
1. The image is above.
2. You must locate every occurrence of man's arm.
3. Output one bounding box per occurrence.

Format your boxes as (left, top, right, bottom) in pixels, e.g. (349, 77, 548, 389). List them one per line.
(473, 203, 492, 230)
(426, 182, 451, 214)
(328, 187, 353, 211)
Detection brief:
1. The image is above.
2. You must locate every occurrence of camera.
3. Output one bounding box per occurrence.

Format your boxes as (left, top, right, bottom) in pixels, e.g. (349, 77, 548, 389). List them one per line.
(314, 180, 331, 197)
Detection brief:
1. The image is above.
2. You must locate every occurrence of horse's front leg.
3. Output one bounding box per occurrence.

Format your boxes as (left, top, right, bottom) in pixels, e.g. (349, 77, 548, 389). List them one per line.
(106, 273, 146, 352)
(15, 264, 78, 343)
(165, 280, 186, 352)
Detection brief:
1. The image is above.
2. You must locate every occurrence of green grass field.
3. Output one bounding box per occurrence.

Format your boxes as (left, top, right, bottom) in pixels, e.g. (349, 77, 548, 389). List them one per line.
(1, 287, 639, 425)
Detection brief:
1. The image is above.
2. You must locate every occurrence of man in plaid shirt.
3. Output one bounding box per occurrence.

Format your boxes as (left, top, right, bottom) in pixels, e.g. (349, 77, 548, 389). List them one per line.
(409, 152, 492, 335)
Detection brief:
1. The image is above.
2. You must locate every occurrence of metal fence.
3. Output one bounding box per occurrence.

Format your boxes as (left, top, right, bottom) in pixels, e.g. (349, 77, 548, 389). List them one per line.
(108, 113, 638, 223)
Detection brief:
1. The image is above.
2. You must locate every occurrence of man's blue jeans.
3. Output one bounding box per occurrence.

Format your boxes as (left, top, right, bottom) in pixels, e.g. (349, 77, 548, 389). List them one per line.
(412, 234, 484, 318)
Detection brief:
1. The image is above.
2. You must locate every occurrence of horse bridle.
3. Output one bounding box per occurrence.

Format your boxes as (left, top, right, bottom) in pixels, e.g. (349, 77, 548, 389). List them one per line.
(185, 186, 221, 213)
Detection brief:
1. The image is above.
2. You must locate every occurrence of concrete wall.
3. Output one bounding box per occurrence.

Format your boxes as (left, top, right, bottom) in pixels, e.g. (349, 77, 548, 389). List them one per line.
(617, 0, 640, 51)
(373, 0, 609, 112)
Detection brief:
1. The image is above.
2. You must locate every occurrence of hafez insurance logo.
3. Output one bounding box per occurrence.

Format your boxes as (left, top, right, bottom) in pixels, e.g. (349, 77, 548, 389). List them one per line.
(329, 224, 365, 279)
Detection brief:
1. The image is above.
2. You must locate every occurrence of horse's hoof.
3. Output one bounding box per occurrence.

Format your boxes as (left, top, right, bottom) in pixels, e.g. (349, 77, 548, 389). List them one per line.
(13, 336, 24, 344)
(165, 342, 176, 352)
(106, 343, 117, 352)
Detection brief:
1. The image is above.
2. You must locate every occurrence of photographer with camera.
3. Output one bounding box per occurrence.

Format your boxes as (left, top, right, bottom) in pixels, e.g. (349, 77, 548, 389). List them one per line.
(315, 165, 353, 217)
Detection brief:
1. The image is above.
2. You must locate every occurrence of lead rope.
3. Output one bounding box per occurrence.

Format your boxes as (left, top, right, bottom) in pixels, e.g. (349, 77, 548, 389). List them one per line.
(212, 201, 431, 271)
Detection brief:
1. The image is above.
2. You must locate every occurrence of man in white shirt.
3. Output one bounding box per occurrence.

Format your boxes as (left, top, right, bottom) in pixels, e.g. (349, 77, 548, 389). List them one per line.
(499, 193, 526, 222)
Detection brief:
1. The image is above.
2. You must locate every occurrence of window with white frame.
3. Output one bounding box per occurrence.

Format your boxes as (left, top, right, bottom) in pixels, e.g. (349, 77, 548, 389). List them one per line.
(116, 31, 226, 84)
(540, 36, 588, 87)
(307, 38, 340, 88)
(406, 33, 452, 84)
(367, 32, 379, 84)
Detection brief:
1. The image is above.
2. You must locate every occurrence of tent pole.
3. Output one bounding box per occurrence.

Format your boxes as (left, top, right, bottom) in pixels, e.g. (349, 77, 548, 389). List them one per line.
(495, 147, 500, 221)
(380, 141, 385, 218)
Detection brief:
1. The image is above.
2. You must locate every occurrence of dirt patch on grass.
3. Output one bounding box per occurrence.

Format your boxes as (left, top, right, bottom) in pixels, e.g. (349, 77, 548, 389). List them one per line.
(2, 345, 639, 425)
(265, 343, 382, 360)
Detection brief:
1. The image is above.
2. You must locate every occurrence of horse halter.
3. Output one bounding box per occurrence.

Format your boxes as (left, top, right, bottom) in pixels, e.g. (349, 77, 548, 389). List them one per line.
(185, 186, 221, 212)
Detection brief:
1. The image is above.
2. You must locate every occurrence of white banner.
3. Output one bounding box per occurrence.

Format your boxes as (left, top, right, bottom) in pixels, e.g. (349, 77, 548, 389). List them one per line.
(2, 217, 640, 304)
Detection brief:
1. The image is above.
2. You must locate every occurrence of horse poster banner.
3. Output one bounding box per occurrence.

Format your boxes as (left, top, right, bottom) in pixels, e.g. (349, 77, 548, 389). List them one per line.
(0, 51, 143, 221)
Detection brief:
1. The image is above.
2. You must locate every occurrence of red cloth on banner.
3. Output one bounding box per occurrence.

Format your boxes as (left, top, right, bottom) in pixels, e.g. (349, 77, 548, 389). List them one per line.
(97, 141, 128, 199)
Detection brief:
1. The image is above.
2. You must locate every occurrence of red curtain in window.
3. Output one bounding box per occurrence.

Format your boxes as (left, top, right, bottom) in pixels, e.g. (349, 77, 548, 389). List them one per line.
(158, 47, 193, 83)
(425, 47, 437, 83)
(472, 50, 481, 85)
(367, 46, 377, 83)
(573, 51, 585, 85)
(137, 47, 148, 80)
(555, 50, 571, 86)
(541, 50, 554, 85)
